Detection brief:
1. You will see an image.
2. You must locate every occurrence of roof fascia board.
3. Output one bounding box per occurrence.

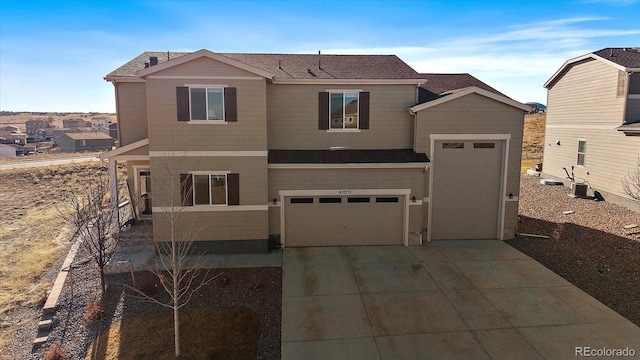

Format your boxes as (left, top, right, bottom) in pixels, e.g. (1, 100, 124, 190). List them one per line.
(136, 49, 273, 79)
(100, 138, 149, 160)
(104, 76, 145, 83)
(272, 79, 426, 85)
(410, 86, 531, 113)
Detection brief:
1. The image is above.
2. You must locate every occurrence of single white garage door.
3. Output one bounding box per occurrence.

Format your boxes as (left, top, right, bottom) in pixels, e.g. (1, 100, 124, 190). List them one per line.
(431, 140, 503, 240)
(284, 195, 404, 247)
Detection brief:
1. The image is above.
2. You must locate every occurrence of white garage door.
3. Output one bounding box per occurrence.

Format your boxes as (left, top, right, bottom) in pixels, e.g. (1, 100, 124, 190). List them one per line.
(284, 194, 404, 247)
(431, 140, 504, 240)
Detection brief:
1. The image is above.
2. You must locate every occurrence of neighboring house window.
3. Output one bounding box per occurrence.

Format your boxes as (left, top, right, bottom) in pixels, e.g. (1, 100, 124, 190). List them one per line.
(176, 86, 237, 122)
(180, 173, 239, 206)
(318, 91, 369, 130)
(577, 140, 587, 166)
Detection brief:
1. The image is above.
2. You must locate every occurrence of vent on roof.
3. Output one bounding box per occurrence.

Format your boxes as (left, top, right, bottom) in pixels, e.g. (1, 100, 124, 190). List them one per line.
(149, 56, 159, 66)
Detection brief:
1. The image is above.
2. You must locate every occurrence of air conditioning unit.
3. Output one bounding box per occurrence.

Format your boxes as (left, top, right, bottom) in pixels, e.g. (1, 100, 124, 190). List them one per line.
(571, 183, 588, 198)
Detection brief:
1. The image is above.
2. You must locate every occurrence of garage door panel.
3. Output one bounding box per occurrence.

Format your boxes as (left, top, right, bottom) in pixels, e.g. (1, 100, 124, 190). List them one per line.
(285, 195, 404, 247)
(431, 140, 503, 240)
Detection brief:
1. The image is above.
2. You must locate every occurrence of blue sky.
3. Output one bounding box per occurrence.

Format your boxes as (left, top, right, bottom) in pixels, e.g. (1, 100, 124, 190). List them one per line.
(1, 0, 639, 112)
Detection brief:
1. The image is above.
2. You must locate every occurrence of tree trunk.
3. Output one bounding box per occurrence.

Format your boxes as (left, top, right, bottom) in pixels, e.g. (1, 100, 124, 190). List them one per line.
(174, 303, 180, 357)
(99, 268, 106, 298)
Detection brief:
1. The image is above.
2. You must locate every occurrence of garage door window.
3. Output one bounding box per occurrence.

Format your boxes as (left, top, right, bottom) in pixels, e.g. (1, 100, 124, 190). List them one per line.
(376, 197, 399, 203)
(442, 142, 464, 149)
(319, 197, 342, 203)
(348, 197, 370, 203)
(474, 142, 495, 149)
(291, 197, 313, 204)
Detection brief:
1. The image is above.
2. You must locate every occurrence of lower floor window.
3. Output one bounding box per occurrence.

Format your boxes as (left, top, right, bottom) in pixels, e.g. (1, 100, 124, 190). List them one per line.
(194, 174, 227, 205)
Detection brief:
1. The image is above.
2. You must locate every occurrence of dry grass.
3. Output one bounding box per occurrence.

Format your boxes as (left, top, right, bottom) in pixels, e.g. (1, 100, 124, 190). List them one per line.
(0, 162, 111, 353)
(521, 113, 546, 173)
(0, 151, 104, 164)
(85, 307, 258, 360)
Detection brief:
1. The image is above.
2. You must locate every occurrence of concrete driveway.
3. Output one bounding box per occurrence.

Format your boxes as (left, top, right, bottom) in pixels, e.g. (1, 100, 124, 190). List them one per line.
(281, 241, 640, 360)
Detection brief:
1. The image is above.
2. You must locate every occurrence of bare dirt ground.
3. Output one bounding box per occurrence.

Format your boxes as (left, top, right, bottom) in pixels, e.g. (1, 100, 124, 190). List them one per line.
(521, 112, 545, 172)
(0, 162, 112, 358)
(508, 175, 640, 327)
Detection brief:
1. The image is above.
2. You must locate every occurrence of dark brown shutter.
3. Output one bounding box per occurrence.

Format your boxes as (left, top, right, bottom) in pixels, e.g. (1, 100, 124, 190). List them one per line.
(224, 87, 237, 122)
(359, 91, 370, 129)
(180, 174, 193, 206)
(176, 87, 190, 121)
(318, 92, 329, 130)
(227, 173, 240, 205)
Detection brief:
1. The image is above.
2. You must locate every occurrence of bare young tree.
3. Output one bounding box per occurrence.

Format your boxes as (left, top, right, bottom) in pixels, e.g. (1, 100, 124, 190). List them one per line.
(125, 166, 216, 358)
(58, 174, 120, 298)
(622, 156, 640, 202)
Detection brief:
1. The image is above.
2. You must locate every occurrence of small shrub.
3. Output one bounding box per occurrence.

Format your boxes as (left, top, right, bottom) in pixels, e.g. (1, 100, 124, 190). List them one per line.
(41, 342, 70, 360)
(83, 299, 106, 323)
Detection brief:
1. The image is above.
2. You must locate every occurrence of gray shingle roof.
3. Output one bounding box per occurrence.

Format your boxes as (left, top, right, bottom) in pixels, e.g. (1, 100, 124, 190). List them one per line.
(593, 48, 640, 69)
(417, 73, 507, 103)
(106, 51, 420, 80)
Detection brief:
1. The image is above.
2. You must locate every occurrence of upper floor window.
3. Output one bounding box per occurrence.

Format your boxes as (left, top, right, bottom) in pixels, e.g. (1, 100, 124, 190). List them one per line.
(176, 86, 237, 122)
(318, 91, 370, 130)
(577, 140, 586, 166)
(330, 92, 359, 129)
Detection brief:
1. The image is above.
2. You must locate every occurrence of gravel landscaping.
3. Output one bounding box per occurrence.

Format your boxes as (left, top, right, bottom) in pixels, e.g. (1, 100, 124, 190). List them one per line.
(4, 244, 281, 360)
(507, 175, 640, 327)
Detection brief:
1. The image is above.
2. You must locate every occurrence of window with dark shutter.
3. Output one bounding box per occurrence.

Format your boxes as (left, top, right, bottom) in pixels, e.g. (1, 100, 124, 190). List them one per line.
(180, 174, 193, 206)
(227, 173, 240, 205)
(224, 87, 237, 122)
(176, 87, 190, 121)
(359, 91, 370, 129)
(318, 92, 329, 130)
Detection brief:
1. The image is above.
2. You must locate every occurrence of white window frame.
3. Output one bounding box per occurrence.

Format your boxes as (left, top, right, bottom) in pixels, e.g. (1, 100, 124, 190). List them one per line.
(190, 172, 229, 206)
(328, 90, 360, 132)
(188, 85, 226, 123)
(577, 139, 587, 166)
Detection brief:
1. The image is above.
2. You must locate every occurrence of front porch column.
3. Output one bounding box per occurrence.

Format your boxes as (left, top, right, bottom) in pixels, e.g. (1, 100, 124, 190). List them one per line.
(108, 158, 119, 231)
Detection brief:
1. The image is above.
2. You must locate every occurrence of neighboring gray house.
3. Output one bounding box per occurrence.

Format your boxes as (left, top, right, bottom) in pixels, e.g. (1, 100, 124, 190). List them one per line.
(542, 47, 640, 209)
(57, 132, 114, 153)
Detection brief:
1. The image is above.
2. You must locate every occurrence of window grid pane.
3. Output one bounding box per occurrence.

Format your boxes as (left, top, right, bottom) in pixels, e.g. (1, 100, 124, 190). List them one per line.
(190, 88, 207, 120)
(344, 93, 358, 129)
(210, 174, 226, 204)
(193, 175, 210, 205)
(330, 93, 343, 129)
(207, 88, 224, 121)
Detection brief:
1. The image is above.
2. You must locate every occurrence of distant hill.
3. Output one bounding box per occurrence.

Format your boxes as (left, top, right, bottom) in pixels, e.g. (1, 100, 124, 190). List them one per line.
(0, 111, 116, 131)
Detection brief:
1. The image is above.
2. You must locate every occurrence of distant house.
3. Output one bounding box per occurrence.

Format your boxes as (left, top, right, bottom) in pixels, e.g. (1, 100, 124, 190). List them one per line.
(0, 144, 16, 157)
(0, 131, 28, 145)
(542, 47, 640, 209)
(1, 125, 20, 133)
(63, 118, 90, 128)
(57, 132, 114, 153)
(91, 117, 113, 131)
(25, 119, 51, 135)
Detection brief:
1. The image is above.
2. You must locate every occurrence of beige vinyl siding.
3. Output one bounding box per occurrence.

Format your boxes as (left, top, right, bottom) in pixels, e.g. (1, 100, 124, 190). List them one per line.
(116, 82, 148, 146)
(543, 58, 640, 204)
(542, 127, 639, 200)
(150, 155, 268, 243)
(503, 202, 518, 238)
(145, 79, 267, 152)
(150, 156, 267, 207)
(153, 211, 267, 242)
(414, 93, 524, 199)
(267, 83, 415, 149)
(545, 59, 626, 126)
(268, 168, 424, 201)
(268, 207, 280, 235)
(147, 57, 262, 78)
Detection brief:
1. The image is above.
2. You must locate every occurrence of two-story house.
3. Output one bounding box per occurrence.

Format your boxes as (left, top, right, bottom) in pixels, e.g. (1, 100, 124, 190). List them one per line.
(102, 50, 529, 254)
(542, 48, 640, 209)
